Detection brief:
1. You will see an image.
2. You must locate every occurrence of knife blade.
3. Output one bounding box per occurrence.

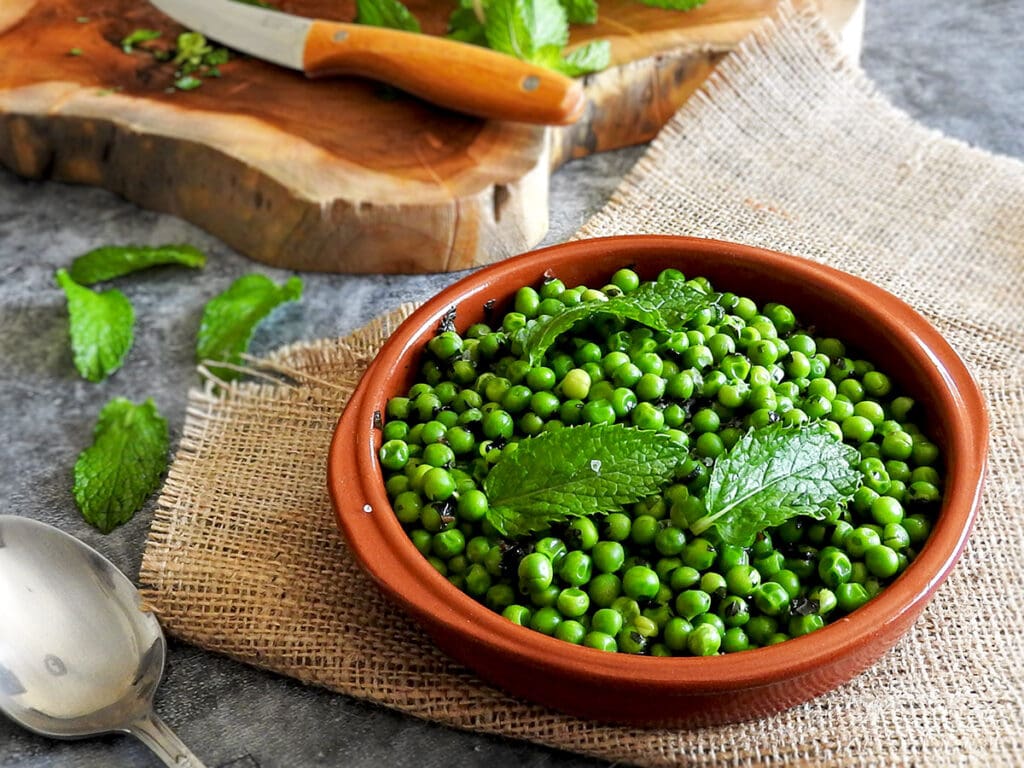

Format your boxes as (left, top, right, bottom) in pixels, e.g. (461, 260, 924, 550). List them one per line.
(148, 0, 586, 125)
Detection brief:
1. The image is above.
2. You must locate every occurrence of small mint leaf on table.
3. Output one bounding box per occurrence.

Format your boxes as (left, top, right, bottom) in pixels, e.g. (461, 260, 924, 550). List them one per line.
(69, 244, 206, 285)
(55, 269, 134, 382)
(196, 274, 303, 380)
(690, 423, 862, 546)
(73, 398, 169, 533)
(483, 423, 688, 537)
(355, 0, 422, 32)
(521, 277, 714, 364)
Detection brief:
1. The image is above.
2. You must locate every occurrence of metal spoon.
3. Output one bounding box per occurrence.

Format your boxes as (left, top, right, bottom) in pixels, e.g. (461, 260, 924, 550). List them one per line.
(0, 515, 205, 767)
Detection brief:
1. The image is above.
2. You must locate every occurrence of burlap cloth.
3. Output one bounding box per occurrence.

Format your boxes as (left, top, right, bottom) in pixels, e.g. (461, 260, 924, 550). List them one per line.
(140, 4, 1024, 766)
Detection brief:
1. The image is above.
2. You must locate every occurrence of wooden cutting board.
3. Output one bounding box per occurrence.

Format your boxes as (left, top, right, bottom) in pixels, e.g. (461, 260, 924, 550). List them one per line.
(0, 0, 862, 273)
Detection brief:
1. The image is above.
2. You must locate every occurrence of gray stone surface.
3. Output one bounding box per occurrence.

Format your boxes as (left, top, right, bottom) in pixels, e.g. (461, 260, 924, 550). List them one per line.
(1, 1, 1021, 765)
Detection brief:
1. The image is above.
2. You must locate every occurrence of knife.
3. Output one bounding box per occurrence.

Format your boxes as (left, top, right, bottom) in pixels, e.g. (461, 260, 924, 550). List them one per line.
(148, 0, 586, 125)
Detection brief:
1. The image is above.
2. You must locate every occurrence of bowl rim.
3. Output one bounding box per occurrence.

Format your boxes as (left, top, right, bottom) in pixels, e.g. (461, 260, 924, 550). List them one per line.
(329, 234, 987, 693)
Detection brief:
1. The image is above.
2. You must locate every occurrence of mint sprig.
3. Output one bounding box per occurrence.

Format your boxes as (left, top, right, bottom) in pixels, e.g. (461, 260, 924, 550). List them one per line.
(519, 278, 714, 365)
(69, 244, 206, 285)
(483, 424, 688, 537)
(690, 423, 862, 546)
(480, 422, 859, 545)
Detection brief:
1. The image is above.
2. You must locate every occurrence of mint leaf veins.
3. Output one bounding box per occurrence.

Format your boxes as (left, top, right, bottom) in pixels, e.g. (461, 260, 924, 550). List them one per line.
(196, 274, 302, 380)
(69, 244, 206, 285)
(689, 422, 862, 546)
(483, 424, 688, 537)
(73, 398, 169, 533)
(55, 269, 135, 382)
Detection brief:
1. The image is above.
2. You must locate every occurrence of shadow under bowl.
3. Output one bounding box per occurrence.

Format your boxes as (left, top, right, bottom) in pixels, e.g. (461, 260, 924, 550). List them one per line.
(328, 235, 987, 727)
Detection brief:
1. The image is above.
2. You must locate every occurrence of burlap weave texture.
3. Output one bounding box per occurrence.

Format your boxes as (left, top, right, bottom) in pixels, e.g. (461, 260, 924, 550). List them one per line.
(140, 4, 1024, 766)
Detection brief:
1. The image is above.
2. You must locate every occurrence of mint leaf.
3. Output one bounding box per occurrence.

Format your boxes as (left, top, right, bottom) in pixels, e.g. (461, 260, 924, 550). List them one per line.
(635, 0, 708, 9)
(121, 29, 161, 54)
(560, 0, 597, 24)
(355, 0, 422, 33)
(485, 0, 568, 59)
(447, 0, 487, 44)
(196, 274, 302, 379)
(485, 0, 536, 59)
(483, 424, 688, 537)
(556, 39, 609, 76)
(521, 278, 713, 364)
(69, 244, 206, 285)
(73, 398, 168, 533)
(55, 269, 134, 382)
(690, 423, 861, 546)
(530, 0, 570, 49)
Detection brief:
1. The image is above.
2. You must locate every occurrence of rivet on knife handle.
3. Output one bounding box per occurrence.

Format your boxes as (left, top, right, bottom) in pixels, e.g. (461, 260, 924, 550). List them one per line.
(302, 22, 586, 125)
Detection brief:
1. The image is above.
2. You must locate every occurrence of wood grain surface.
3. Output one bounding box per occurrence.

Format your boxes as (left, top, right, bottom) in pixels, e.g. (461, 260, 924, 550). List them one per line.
(0, 0, 862, 272)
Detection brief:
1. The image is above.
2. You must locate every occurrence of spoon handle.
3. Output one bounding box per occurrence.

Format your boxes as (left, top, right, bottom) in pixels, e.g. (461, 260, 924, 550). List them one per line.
(128, 711, 207, 768)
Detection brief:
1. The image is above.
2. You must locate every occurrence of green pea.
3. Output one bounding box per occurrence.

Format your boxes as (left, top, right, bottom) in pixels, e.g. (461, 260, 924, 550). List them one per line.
(622, 566, 660, 600)
(567, 517, 600, 550)
(578, 399, 613, 426)
(592, 540, 626, 573)
(555, 619, 586, 645)
(587, 573, 621, 608)
(865, 544, 901, 578)
(721, 627, 751, 653)
(725, 564, 761, 596)
(700, 571, 728, 598)
(502, 604, 532, 626)
(559, 550, 593, 587)
(529, 606, 562, 635)
(485, 584, 515, 612)
(719, 595, 751, 627)
(557, 587, 590, 618)
(518, 552, 553, 592)
(598, 513, 630, 542)
(818, 549, 853, 588)
(610, 387, 638, 418)
(379, 439, 410, 471)
(789, 613, 825, 637)
(846, 526, 882, 558)
(534, 537, 568, 568)
(682, 538, 717, 571)
(422, 468, 456, 501)
(627, 402, 661, 431)
(687, 623, 722, 656)
(591, 607, 623, 636)
(871, 495, 905, 525)
(583, 631, 617, 652)
(753, 582, 791, 615)
(836, 582, 871, 612)
(464, 563, 492, 596)
(675, 589, 711, 620)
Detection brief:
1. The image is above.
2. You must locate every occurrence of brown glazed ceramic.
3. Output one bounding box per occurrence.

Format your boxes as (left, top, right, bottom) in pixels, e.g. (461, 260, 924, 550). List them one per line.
(328, 236, 987, 726)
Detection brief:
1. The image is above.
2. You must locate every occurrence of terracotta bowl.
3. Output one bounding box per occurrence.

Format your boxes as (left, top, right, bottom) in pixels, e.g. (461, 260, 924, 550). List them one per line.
(328, 235, 987, 726)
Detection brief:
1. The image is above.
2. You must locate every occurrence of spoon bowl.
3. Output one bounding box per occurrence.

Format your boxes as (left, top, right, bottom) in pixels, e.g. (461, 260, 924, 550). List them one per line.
(0, 515, 204, 767)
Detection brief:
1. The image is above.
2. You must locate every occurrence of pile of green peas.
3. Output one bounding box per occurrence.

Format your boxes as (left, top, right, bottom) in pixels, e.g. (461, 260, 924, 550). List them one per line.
(377, 267, 944, 656)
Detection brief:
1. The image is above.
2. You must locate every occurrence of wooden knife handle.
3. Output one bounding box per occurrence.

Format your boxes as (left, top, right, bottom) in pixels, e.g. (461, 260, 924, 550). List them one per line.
(302, 21, 585, 125)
